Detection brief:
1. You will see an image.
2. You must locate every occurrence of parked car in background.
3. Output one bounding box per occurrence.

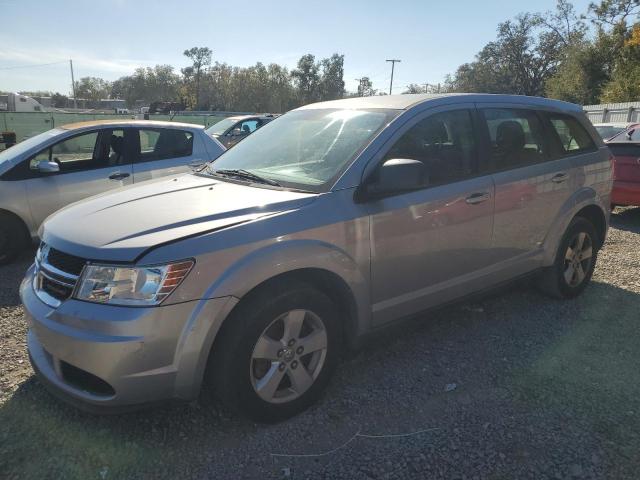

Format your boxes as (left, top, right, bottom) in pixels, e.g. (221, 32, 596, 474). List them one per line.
(22, 94, 610, 422)
(593, 122, 639, 140)
(606, 126, 640, 208)
(205, 114, 278, 148)
(0, 120, 225, 263)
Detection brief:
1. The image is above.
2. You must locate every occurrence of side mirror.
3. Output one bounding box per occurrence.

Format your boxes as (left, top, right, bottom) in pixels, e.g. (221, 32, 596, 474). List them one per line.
(36, 161, 60, 174)
(356, 159, 427, 202)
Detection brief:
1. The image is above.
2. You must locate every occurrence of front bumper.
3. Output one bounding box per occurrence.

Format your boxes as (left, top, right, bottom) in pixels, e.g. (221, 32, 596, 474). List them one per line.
(612, 180, 640, 207)
(21, 264, 235, 411)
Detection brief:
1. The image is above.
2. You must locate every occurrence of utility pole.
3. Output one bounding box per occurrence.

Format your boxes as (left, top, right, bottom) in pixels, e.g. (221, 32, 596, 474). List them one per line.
(69, 59, 77, 109)
(385, 59, 401, 95)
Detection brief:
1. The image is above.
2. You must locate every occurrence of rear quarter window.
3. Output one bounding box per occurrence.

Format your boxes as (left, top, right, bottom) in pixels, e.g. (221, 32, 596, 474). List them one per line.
(545, 114, 596, 156)
(137, 129, 193, 162)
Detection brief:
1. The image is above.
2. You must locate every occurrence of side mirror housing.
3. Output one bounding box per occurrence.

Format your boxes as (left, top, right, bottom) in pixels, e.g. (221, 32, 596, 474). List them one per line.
(355, 159, 426, 202)
(36, 161, 60, 174)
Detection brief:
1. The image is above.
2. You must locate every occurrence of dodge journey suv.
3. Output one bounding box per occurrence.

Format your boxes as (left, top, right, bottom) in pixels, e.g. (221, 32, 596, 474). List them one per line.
(21, 94, 612, 421)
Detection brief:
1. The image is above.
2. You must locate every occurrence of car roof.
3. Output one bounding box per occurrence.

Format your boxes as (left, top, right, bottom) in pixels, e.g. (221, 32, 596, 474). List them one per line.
(59, 119, 205, 130)
(224, 114, 278, 122)
(296, 93, 582, 112)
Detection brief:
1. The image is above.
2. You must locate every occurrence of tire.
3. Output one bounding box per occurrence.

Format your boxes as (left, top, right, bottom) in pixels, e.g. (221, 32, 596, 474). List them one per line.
(0, 213, 28, 265)
(537, 217, 599, 299)
(208, 280, 342, 422)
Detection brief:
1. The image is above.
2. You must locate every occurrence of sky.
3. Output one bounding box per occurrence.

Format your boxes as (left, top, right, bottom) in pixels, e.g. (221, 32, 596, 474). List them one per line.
(0, 0, 594, 96)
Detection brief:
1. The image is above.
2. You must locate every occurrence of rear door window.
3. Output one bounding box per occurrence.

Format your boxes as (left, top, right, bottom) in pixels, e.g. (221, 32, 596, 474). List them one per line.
(545, 114, 596, 155)
(480, 108, 547, 172)
(137, 129, 193, 162)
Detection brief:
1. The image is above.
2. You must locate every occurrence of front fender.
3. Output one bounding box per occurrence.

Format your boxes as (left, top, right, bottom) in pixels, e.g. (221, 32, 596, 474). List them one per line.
(201, 239, 370, 334)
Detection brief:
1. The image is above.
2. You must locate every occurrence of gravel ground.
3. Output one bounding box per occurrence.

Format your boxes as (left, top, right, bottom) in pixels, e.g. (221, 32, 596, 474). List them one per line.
(1, 208, 640, 480)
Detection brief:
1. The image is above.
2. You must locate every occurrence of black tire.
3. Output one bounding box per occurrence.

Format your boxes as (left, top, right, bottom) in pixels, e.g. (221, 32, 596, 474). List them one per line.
(0, 213, 28, 265)
(208, 280, 342, 422)
(537, 217, 599, 299)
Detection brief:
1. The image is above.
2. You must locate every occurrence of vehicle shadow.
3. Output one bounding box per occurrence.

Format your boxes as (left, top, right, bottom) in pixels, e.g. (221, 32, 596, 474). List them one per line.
(2, 281, 640, 478)
(611, 206, 640, 234)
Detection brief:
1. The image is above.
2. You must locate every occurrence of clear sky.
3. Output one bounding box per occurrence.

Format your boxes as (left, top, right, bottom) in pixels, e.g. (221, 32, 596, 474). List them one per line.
(0, 0, 594, 96)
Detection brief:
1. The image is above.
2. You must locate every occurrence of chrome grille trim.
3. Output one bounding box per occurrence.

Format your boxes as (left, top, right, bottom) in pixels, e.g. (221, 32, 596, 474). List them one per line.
(33, 243, 86, 308)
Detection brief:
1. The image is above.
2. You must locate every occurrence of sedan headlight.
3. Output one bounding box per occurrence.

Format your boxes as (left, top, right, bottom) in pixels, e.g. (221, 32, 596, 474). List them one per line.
(75, 260, 194, 306)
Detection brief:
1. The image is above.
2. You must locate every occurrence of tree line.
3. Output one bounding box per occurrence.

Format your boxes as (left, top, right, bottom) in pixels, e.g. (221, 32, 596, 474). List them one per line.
(18, 50, 346, 113)
(13, 0, 640, 112)
(442, 0, 640, 105)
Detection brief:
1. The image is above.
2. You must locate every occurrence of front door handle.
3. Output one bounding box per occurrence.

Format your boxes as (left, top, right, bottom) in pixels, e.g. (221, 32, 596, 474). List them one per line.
(551, 172, 569, 183)
(109, 172, 130, 180)
(465, 192, 491, 205)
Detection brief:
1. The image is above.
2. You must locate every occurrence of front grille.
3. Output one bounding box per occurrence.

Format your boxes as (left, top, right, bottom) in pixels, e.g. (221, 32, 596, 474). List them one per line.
(34, 243, 87, 306)
(41, 275, 74, 301)
(46, 247, 87, 276)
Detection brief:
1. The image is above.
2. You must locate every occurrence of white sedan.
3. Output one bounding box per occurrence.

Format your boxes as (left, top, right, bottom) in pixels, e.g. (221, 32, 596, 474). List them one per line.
(0, 120, 225, 263)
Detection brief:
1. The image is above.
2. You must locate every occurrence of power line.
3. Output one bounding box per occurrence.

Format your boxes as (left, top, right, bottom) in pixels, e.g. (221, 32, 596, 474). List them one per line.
(0, 60, 67, 70)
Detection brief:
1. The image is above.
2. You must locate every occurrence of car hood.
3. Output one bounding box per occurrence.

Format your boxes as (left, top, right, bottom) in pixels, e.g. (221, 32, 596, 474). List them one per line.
(41, 173, 317, 262)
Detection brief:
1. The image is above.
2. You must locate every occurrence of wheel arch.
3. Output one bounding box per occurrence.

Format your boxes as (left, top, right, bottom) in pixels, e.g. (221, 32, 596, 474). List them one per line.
(542, 188, 609, 266)
(574, 204, 607, 248)
(0, 207, 31, 243)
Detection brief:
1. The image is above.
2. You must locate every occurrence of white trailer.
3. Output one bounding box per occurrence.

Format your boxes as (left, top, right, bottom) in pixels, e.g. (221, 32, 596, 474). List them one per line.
(7, 92, 46, 112)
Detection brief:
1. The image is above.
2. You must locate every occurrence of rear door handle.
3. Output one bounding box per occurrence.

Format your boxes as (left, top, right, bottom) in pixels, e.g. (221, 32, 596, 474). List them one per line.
(109, 172, 130, 180)
(551, 172, 569, 183)
(465, 192, 491, 205)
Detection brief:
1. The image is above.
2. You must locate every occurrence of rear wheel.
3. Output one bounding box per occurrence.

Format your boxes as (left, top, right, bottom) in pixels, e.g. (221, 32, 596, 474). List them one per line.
(0, 213, 28, 265)
(537, 217, 599, 299)
(208, 281, 341, 422)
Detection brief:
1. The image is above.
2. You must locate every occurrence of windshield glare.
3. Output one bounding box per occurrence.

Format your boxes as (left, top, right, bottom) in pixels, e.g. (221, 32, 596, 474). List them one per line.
(208, 108, 395, 192)
(0, 129, 63, 164)
(205, 118, 238, 136)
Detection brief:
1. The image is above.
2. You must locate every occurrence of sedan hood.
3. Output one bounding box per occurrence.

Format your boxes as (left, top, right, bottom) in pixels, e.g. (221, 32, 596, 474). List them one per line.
(42, 173, 317, 262)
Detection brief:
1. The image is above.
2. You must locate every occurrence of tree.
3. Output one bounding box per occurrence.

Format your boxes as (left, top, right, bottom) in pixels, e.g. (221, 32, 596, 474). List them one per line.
(319, 54, 345, 100)
(51, 92, 69, 108)
(291, 54, 321, 104)
(74, 77, 111, 101)
(182, 47, 212, 109)
(589, 0, 640, 27)
(111, 65, 181, 107)
(601, 23, 640, 101)
(403, 84, 425, 94)
(534, 0, 588, 47)
(357, 77, 376, 97)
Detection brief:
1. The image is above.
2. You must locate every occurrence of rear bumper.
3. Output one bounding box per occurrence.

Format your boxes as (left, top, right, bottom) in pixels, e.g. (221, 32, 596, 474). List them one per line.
(612, 180, 640, 206)
(21, 264, 236, 411)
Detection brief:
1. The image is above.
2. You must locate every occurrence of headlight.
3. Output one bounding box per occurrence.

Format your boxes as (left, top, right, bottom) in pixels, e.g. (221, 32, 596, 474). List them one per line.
(74, 260, 194, 306)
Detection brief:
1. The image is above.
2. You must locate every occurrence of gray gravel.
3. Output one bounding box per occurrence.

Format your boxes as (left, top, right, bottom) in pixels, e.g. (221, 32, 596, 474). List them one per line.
(1, 208, 640, 479)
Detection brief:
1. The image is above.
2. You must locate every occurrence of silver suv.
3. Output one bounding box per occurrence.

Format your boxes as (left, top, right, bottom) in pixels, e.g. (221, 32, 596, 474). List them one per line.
(21, 94, 612, 421)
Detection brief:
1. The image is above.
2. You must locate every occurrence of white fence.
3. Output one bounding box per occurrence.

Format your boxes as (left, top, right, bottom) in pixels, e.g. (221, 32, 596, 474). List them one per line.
(583, 101, 640, 124)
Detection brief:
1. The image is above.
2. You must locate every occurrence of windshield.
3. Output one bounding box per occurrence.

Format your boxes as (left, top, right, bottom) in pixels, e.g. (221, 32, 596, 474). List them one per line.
(595, 125, 626, 140)
(0, 128, 63, 164)
(205, 118, 238, 136)
(207, 108, 396, 192)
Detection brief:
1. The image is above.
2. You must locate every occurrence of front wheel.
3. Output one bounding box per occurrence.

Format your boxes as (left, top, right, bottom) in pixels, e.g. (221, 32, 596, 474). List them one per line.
(537, 217, 599, 299)
(208, 281, 341, 422)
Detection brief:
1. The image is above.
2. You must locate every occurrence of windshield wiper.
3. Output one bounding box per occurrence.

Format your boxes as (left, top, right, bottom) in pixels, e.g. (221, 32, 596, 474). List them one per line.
(211, 168, 282, 187)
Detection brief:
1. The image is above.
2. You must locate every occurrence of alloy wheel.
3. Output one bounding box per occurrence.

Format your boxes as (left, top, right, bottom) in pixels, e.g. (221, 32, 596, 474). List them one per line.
(563, 231, 593, 287)
(250, 309, 328, 404)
